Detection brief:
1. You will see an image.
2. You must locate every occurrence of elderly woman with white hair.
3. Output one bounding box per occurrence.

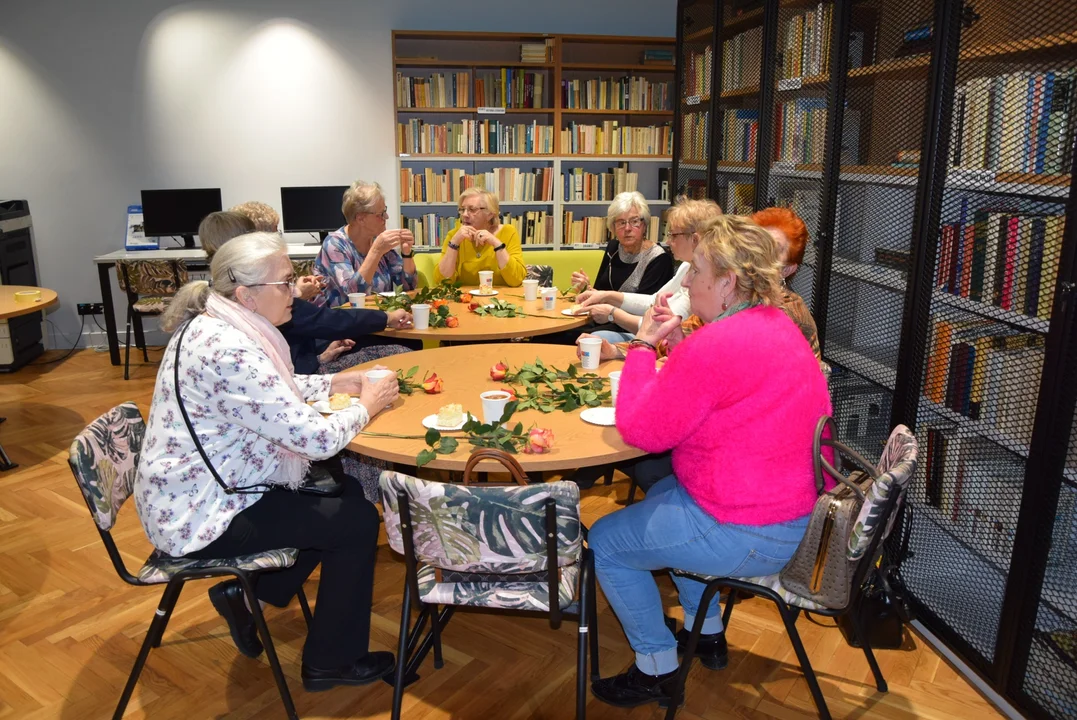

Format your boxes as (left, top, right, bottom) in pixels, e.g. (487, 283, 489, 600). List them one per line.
(315, 180, 418, 307)
(433, 187, 526, 287)
(137, 232, 398, 692)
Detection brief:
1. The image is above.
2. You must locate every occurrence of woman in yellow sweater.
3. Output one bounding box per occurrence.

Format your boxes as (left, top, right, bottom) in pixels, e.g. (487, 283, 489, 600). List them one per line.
(433, 188, 526, 287)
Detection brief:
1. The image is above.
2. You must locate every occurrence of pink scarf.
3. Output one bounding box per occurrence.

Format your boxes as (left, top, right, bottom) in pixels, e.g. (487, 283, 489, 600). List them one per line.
(204, 293, 309, 489)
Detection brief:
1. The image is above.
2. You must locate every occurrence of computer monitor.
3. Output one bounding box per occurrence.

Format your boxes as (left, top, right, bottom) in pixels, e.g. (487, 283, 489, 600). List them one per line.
(280, 185, 349, 238)
(141, 188, 223, 249)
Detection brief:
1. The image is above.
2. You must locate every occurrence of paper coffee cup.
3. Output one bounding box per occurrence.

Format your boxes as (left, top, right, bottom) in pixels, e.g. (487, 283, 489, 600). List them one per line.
(579, 337, 603, 370)
(522, 278, 539, 301)
(478, 270, 494, 292)
(480, 390, 513, 424)
(365, 368, 396, 408)
(608, 370, 622, 404)
(411, 303, 431, 330)
(541, 288, 556, 310)
(347, 292, 366, 308)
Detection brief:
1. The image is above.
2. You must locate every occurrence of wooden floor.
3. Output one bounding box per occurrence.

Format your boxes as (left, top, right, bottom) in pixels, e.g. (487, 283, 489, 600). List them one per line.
(0, 349, 1004, 719)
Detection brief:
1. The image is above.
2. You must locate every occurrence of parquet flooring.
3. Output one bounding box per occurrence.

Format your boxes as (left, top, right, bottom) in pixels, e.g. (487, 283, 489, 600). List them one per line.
(0, 349, 1006, 719)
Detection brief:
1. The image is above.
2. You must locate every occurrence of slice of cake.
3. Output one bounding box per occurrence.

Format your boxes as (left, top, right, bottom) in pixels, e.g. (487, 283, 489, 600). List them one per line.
(436, 403, 464, 427)
(329, 393, 353, 411)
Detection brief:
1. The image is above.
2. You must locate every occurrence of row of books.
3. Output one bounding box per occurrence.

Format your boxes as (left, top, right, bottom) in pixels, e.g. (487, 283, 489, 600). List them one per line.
(561, 76, 672, 111)
(475, 69, 547, 108)
(641, 49, 674, 65)
(775, 98, 827, 163)
(950, 70, 1075, 175)
(562, 165, 640, 201)
(680, 110, 709, 161)
(683, 47, 713, 100)
(721, 108, 759, 163)
(721, 27, 762, 91)
(559, 121, 673, 156)
(520, 41, 553, 64)
(401, 211, 554, 246)
(396, 120, 554, 155)
(398, 167, 556, 203)
(936, 202, 1064, 320)
(396, 72, 471, 109)
(924, 319, 1044, 445)
(780, 3, 833, 80)
(919, 429, 1022, 567)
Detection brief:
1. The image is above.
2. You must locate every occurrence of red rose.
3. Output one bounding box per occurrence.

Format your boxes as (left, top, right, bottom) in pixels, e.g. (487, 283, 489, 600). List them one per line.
(522, 427, 554, 454)
(445, 316, 459, 328)
(469, 302, 481, 312)
(498, 386, 516, 399)
(421, 373, 443, 394)
(490, 361, 509, 381)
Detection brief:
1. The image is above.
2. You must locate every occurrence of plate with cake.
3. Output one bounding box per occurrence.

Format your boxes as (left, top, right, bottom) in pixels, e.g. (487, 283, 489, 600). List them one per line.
(422, 403, 474, 431)
(561, 304, 587, 316)
(312, 393, 360, 414)
(470, 288, 498, 297)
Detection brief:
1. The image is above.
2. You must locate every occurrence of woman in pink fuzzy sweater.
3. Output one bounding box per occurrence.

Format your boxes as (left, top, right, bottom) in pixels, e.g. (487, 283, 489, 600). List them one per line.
(589, 214, 832, 709)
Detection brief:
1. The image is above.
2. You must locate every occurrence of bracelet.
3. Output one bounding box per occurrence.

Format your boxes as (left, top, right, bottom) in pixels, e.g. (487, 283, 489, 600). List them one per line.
(628, 339, 657, 352)
(448, 242, 460, 251)
(493, 242, 507, 252)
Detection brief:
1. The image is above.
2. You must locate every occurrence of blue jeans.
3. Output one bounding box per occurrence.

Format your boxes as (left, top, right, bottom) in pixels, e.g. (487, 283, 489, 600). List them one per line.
(589, 474, 810, 675)
(592, 328, 636, 344)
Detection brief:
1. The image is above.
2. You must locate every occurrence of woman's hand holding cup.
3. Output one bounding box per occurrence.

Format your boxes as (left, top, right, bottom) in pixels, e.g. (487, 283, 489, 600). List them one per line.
(385, 308, 413, 330)
(372, 230, 401, 256)
(575, 333, 619, 363)
(359, 367, 399, 417)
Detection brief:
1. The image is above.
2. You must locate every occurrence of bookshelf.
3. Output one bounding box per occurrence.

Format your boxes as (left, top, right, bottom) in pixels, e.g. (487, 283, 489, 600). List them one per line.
(393, 31, 674, 250)
(674, 0, 1077, 717)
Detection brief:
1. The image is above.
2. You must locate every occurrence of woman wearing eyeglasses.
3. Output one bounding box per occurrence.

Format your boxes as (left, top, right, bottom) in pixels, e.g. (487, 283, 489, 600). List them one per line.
(137, 232, 399, 692)
(432, 187, 526, 287)
(315, 180, 418, 308)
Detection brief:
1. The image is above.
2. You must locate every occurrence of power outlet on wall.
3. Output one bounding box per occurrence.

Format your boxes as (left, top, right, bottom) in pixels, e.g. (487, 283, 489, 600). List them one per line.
(77, 303, 105, 316)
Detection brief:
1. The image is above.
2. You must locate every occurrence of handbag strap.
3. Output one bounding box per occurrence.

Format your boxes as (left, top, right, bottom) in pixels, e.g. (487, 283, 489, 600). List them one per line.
(812, 415, 877, 501)
(461, 448, 529, 485)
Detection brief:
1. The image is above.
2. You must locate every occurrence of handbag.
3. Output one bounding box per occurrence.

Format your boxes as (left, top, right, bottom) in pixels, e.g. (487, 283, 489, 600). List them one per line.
(172, 319, 344, 498)
(779, 416, 879, 610)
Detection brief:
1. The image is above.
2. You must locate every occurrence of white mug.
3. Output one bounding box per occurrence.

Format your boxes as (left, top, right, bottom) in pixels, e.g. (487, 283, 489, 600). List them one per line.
(480, 390, 513, 424)
(608, 370, 622, 404)
(541, 288, 556, 311)
(348, 292, 366, 308)
(522, 278, 539, 301)
(579, 337, 603, 370)
(411, 303, 431, 330)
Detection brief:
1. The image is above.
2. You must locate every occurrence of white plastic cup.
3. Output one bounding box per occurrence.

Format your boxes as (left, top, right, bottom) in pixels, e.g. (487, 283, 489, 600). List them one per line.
(522, 278, 539, 301)
(478, 270, 494, 293)
(480, 390, 513, 424)
(608, 370, 622, 404)
(347, 292, 366, 308)
(365, 368, 396, 408)
(411, 303, 431, 330)
(579, 337, 603, 370)
(541, 287, 556, 310)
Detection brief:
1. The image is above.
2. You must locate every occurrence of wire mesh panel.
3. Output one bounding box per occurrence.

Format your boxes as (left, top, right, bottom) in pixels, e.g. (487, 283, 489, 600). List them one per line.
(675, 0, 718, 201)
(907, 0, 1077, 675)
(822, 0, 932, 461)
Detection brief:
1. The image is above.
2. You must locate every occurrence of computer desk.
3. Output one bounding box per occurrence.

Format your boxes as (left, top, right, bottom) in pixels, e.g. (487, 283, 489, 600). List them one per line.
(93, 246, 320, 366)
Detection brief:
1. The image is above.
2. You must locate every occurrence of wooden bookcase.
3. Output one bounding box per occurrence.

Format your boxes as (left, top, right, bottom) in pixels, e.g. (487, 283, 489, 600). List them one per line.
(673, 1, 1077, 717)
(392, 31, 676, 250)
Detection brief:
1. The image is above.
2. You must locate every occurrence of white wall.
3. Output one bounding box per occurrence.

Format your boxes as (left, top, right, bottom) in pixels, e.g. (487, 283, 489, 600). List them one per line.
(0, 0, 675, 347)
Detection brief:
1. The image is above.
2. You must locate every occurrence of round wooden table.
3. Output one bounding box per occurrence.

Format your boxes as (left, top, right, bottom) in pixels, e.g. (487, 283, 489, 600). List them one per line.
(368, 287, 589, 342)
(344, 343, 644, 473)
(0, 286, 58, 319)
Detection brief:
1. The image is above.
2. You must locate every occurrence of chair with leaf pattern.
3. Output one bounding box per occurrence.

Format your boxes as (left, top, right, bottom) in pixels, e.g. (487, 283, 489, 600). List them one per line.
(525, 263, 555, 287)
(115, 259, 188, 380)
(68, 402, 312, 720)
(379, 449, 598, 720)
(662, 421, 918, 720)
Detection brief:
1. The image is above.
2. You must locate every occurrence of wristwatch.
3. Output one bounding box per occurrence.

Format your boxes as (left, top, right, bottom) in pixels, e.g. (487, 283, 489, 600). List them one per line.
(401, 250, 415, 258)
(448, 241, 460, 251)
(606, 309, 616, 325)
(493, 242, 507, 252)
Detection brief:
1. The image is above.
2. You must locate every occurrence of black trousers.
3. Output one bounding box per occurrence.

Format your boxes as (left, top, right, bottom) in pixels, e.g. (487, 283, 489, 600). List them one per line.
(188, 460, 380, 668)
(621, 451, 674, 494)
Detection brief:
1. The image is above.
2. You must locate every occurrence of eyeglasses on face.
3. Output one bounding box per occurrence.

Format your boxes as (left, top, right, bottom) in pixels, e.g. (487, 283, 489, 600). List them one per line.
(247, 275, 297, 291)
(614, 217, 645, 230)
(458, 206, 487, 216)
(365, 209, 389, 220)
(668, 230, 692, 239)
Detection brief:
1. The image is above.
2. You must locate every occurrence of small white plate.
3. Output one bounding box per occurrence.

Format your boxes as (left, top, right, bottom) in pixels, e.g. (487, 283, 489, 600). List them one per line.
(562, 308, 587, 316)
(470, 289, 498, 297)
(378, 291, 399, 298)
(580, 407, 616, 426)
(421, 413, 474, 431)
(312, 397, 360, 414)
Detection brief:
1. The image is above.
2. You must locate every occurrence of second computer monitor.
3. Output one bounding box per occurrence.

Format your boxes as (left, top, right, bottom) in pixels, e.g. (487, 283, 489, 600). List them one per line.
(141, 188, 223, 249)
(280, 185, 349, 236)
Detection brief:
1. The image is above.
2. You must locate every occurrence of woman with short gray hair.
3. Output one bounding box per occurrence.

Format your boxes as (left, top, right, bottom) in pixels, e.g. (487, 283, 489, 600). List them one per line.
(143, 232, 398, 691)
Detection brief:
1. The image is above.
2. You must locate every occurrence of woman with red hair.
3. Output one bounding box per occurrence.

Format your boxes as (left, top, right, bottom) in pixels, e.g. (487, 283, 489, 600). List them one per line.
(750, 207, 818, 358)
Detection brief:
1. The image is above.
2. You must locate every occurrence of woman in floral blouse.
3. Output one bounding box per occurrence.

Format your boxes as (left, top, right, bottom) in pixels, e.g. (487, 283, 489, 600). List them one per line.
(315, 180, 418, 307)
(136, 232, 398, 691)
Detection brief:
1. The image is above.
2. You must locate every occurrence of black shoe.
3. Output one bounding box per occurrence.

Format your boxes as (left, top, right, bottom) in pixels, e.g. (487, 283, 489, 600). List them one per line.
(567, 464, 609, 490)
(591, 664, 683, 708)
(209, 580, 263, 658)
(666, 615, 729, 670)
(302, 651, 396, 692)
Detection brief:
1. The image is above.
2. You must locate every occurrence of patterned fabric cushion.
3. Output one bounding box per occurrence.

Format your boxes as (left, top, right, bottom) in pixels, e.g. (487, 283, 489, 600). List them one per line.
(292, 259, 316, 277)
(68, 402, 146, 531)
(132, 296, 172, 314)
(848, 425, 918, 559)
(525, 264, 554, 287)
(116, 260, 188, 296)
(416, 562, 579, 612)
(379, 471, 582, 574)
(137, 547, 299, 585)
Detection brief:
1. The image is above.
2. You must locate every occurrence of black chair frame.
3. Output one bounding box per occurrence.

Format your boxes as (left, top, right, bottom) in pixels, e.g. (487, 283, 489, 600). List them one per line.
(81, 497, 312, 720)
(666, 487, 908, 720)
(391, 491, 599, 720)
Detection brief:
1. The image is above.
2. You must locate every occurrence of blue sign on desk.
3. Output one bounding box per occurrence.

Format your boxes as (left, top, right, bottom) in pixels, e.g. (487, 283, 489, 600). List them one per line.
(124, 205, 159, 251)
